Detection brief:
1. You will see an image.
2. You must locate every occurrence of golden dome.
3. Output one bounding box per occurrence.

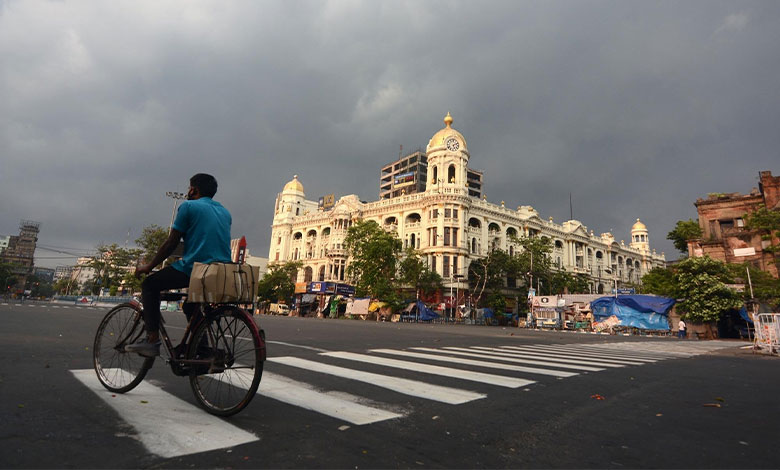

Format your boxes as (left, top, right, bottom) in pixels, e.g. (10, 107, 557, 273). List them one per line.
(427, 112, 468, 153)
(283, 174, 304, 193)
(632, 218, 647, 231)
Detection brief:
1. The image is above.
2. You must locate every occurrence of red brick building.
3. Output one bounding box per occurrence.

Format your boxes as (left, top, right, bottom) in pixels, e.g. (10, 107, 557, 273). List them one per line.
(688, 171, 779, 278)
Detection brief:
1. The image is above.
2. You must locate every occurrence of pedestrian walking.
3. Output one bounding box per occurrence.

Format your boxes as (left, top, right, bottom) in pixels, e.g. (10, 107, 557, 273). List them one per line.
(678, 319, 687, 339)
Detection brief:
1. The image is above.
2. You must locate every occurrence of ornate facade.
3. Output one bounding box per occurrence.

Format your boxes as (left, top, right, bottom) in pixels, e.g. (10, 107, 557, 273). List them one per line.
(268, 114, 666, 294)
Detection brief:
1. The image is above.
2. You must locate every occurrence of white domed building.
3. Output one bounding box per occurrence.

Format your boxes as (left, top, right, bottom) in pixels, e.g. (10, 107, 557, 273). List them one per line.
(268, 114, 666, 297)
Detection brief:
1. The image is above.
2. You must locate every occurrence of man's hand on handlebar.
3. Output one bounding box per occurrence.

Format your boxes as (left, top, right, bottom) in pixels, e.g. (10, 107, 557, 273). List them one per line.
(135, 263, 154, 278)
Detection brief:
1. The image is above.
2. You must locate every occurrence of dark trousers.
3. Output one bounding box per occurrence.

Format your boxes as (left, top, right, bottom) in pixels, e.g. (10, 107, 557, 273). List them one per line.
(141, 266, 197, 333)
(678, 329, 686, 339)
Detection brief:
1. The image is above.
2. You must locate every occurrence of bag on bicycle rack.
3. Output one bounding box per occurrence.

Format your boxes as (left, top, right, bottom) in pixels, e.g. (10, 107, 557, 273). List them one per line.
(188, 262, 259, 303)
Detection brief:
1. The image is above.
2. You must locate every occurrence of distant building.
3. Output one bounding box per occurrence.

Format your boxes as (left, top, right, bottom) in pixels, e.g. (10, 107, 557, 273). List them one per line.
(269, 113, 665, 298)
(689, 170, 780, 278)
(33, 267, 55, 283)
(0, 220, 40, 280)
(70, 257, 96, 290)
(380, 150, 483, 200)
(54, 265, 74, 282)
(0, 235, 9, 252)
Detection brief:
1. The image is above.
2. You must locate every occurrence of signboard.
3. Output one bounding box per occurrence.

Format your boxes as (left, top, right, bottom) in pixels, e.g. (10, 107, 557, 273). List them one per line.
(294, 282, 308, 294)
(318, 194, 335, 210)
(393, 172, 415, 189)
(527, 288, 536, 299)
(612, 288, 635, 295)
(306, 282, 355, 296)
(733, 247, 756, 257)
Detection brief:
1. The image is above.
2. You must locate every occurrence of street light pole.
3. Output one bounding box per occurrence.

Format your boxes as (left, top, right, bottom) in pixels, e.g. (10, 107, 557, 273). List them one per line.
(165, 191, 187, 233)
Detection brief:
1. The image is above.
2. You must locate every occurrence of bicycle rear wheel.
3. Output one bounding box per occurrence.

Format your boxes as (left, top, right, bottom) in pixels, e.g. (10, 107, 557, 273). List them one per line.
(94, 303, 154, 393)
(187, 306, 264, 416)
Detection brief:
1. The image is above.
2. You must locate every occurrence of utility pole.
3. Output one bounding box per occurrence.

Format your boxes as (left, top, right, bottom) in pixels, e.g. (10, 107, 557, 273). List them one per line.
(165, 191, 187, 232)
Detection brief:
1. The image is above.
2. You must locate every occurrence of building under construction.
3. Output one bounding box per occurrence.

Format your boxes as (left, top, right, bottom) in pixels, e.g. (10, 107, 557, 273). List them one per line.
(1, 220, 40, 279)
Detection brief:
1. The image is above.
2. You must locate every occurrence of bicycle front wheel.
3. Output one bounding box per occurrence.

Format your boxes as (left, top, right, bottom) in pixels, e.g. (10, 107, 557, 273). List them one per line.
(187, 306, 265, 416)
(93, 303, 154, 393)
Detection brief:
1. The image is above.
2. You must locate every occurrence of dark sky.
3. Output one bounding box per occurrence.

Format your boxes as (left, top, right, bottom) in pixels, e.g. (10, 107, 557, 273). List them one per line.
(1, 1, 778, 268)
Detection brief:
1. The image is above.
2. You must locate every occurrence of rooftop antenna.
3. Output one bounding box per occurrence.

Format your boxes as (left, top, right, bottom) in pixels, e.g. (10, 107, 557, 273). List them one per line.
(399, 144, 403, 159)
(570, 193, 574, 220)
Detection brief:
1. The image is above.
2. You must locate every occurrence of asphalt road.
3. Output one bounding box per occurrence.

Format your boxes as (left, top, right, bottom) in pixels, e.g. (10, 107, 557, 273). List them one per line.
(1, 301, 778, 469)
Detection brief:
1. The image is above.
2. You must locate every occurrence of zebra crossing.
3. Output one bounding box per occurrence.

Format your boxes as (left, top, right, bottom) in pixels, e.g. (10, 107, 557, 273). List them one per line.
(71, 340, 737, 458)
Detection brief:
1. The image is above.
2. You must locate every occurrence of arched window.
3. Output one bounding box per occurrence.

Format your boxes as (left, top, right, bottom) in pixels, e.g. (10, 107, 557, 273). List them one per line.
(469, 218, 481, 228)
(555, 240, 564, 249)
(304, 266, 313, 283)
(448, 164, 456, 183)
(318, 266, 325, 282)
(596, 250, 603, 259)
(509, 246, 514, 256)
(471, 238, 477, 253)
(431, 165, 438, 184)
(410, 233, 416, 247)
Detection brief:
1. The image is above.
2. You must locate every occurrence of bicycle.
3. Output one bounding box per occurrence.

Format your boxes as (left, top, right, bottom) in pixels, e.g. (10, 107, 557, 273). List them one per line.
(92, 292, 266, 416)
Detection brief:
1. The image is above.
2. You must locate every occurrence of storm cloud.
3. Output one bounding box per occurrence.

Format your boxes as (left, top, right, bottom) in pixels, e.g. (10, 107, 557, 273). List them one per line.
(1, 0, 778, 266)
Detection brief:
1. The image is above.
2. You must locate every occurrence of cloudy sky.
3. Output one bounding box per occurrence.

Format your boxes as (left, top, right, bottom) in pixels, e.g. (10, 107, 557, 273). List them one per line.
(1, 0, 778, 268)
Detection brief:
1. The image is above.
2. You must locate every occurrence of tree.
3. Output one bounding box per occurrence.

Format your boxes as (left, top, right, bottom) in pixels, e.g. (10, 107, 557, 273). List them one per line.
(398, 247, 443, 299)
(667, 219, 703, 254)
(744, 204, 780, 270)
(256, 261, 302, 303)
(511, 235, 554, 292)
(727, 262, 780, 310)
(641, 267, 677, 297)
(135, 224, 175, 266)
(467, 249, 515, 307)
(674, 256, 742, 329)
(344, 220, 402, 300)
(86, 244, 143, 295)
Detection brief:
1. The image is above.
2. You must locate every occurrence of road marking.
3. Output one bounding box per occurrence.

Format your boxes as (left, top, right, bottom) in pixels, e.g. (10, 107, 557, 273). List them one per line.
(70, 369, 258, 458)
(420, 347, 608, 371)
(551, 344, 685, 359)
(504, 345, 663, 362)
(469, 346, 644, 366)
(255, 371, 403, 425)
(269, 356, 486, 404)
(323, 351, 533, 388)
(266, 340, 329, 353)
(371, 348, 578, 378)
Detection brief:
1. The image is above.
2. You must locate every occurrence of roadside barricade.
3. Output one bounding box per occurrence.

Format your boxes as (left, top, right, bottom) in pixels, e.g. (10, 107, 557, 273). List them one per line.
(753, 313, 780, 355)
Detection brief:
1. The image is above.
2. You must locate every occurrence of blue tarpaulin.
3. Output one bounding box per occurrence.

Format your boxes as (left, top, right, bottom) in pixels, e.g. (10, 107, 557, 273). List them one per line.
(591, 295, 676, 330)
(416, 300, 440, 321)
(739, 306, 753, 324)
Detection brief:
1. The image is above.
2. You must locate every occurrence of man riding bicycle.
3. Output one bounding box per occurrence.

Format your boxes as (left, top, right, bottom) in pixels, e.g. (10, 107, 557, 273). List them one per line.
(126, 173, 232, 357)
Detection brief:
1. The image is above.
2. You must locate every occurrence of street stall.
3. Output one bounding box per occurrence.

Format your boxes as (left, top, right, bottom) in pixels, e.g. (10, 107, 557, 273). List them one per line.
(590, 295, 676, 334)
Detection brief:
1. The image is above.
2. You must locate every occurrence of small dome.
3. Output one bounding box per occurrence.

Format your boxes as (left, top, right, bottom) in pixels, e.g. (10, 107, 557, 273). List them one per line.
(632, 218, 647, 231)
(283, 175, 304, 193)
(426, 112, 468, 153)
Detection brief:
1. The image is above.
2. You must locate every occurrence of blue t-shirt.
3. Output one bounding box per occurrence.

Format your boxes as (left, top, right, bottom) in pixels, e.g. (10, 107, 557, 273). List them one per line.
(171, 197, 232, 275)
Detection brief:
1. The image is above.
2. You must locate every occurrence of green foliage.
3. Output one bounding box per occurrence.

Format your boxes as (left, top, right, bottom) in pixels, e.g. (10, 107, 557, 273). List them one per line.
(512, 235, 553, 287)
(135, 224, 174, 264)
(398, 247, 443, 298)
(667, 219, 703, 253)
(257, 261, 302, 303)
(641, 267, 677, 297)
(727, 262, 780, 310)
(744, 204, 780, 255)
(674, 256, 742, 323)
(344, 220, 402, 299)
(468, 249, 519, 305)
(0, 262, 15, 291)
(86, 244, 143, 295)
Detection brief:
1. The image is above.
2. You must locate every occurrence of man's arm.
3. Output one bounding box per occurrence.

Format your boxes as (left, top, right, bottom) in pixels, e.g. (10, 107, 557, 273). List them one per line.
(135, 229, 184, 277)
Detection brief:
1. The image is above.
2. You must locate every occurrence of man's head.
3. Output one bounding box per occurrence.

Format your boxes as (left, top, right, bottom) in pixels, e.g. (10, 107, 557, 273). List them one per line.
(188, 173, 218, 199)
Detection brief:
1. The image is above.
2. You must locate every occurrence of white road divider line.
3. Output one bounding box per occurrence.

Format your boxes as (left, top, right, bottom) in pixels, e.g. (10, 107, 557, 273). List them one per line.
(322, 351, 533, 388)
(470, 346, 642, 366)
(503, 345, 663, 362)
(70, 369, 258, 458)
(256, 371, 403, 425)
(371, 349, 577, 378)
(423, 347, 608, 371)
(269, 356, 485, 404)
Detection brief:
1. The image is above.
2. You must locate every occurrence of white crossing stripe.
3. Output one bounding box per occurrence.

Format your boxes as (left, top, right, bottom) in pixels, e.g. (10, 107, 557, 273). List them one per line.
(71, 369, 258, 458)
(567, 343, 695, 358)
(503, 345, 662, 362)
(429, 347, 609, 371)
(322, 351, 533, 388)
(269, 356, 485, 404)
(256, 371, 403, 425)
(473, 346, 645, 366)
(369, 349, 577, 378)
